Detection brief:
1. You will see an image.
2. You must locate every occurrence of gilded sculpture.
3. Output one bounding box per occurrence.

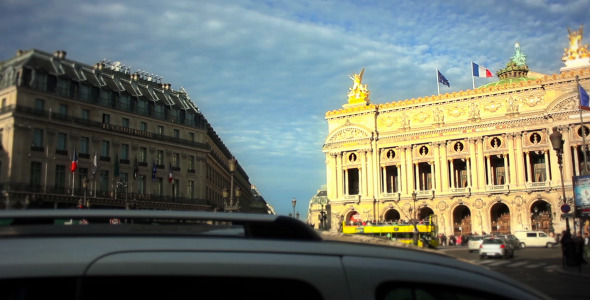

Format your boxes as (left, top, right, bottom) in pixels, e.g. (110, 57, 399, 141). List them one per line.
(347, 68, 370, 105)
(563, 25, 590, 61)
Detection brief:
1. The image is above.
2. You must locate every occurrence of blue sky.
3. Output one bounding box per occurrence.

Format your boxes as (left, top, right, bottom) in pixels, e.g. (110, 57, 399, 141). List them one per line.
(1, 0, 588, 218)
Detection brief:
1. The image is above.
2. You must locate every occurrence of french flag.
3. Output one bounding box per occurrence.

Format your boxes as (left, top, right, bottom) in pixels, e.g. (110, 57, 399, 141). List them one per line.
(472, 62, 493, 78)
(71, 149, 78, 173)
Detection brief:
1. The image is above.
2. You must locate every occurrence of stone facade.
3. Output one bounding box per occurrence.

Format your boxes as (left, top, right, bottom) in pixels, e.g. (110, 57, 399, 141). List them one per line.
(317, 29, 590, 236)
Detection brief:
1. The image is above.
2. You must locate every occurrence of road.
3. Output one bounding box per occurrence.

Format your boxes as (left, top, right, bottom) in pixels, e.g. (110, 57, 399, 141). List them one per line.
(439, 246, 588, 300)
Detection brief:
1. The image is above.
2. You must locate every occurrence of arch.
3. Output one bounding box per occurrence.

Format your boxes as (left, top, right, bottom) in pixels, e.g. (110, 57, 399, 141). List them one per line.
(418, 206, 434, 221)
(530, 200, 554, 233)
(344, 210, 360, 225)
(452, 205, 471, 236)
(324, 125, 373, 145)
(546, 92, 578, 113)
(490, 202, 511, 234)
(383, 208, 401, 222)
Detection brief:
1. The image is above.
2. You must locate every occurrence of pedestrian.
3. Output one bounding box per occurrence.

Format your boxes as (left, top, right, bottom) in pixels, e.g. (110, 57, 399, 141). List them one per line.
(584, 233, 589, 259)
(456, 235, 462, 246)
(442, 234, 447, 247)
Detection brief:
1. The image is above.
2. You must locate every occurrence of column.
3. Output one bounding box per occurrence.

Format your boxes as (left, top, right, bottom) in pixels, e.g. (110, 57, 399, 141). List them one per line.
(430, 161, 435, 190)
(467, 158, 472, 187)
(381, 165, 386, 193)
(477, 138, 486, 188)
(400, 147, 407, 195)
(407, 146, 414, 192)
(433, 143, 442, 193)
(344, 168, 349, 196)
(336, 153, 342, 199)
(525, 152, 532, 183)
(468, 138, 478, 189)
(507, 133, 517, 186)
(486, 156, 492, 186)
(396, 164, 402, 193)
(361, 151, 367, 196)
(573, 146, 580, 176)
(441, 141, 449, 192)
(415, 163, 420, 191)
(515, 133, 526, 185)
(450, 159, 456, 189)
(503, 154, 509, 185)
(543, 150, 550, 182)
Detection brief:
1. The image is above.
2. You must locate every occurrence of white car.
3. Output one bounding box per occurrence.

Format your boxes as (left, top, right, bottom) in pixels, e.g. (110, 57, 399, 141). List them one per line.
(514, 231, 557, 248)
(467, 235, 489, 252)
(0, 210, 551, 300)
(479, 237, 515, 259)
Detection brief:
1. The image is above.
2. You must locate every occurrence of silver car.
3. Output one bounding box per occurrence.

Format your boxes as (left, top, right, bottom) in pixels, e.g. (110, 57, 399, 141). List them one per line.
(479, 236, 515, 259)
(467, 235, 489, 252)
(0, 210, 550, 300)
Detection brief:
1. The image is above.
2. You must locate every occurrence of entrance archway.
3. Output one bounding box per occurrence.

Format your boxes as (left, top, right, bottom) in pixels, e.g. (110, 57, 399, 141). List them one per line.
(530, 201, 553, 233)
(346, 210, 360, 225)
(418, 206, 434, 222)
(452, 205, 471, 236)
(490, 203, 510, 234)
(383, 209, 400, 222)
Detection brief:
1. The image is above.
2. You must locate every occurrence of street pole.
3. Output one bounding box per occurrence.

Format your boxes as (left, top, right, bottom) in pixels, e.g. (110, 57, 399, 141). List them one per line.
(550, 128, 571, 233)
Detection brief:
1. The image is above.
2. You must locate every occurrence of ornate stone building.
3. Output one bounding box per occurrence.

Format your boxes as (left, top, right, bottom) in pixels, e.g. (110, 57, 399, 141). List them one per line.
(317, 27, 590, 236)
(0, 49, 268, 213)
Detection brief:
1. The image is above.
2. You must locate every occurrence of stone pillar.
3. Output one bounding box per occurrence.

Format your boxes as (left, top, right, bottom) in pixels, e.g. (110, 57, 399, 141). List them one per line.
(433, 143, 442, 193)
(543, 150, 550, 183)
(400, 147, 407, 195)
(525, 152, 532, 183)
(469, 138, 478, 189)
(503, 154, 509, 185)
(573, 145, 580, 176)
(477, 138, 486, 189)
(515, 133, 526, 186)
(441, 141, 449, 192)
(450, 159, 456, 189)
(486, 155, 492, 186)
(507, 133, 517, 186)
(563, 127, 574, 181)
(407, 146, 414, 192)
(467, 158, 472, 187)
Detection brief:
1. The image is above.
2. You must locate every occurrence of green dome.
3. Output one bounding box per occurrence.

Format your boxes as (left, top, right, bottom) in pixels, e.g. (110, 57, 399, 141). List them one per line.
(479, 77, 537, 88)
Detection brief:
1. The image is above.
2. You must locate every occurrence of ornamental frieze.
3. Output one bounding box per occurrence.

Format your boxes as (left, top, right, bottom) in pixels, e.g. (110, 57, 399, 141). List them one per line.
(484, 100, 503, 113)
(327, 127, 370, 143)
(378, 115, 397, 128)
(447, 105, 464, 118)
(522, 95, 543, 107)
(552, 97, 577, 112)
(413, 110, 431, 123)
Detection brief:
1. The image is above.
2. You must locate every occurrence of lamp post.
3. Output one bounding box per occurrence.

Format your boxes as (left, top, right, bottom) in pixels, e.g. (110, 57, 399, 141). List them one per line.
(534, 206, 539, 231)
(82, 176, 88, 208)
(412, 191, 418, 245)
(549, 127, 570, 233)
(292, 198, 297, 218)
(224, 157, 239, 212)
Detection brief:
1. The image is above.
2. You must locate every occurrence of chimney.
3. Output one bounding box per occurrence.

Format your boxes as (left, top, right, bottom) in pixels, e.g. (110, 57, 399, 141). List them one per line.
(16, 49, 24, 56)
(53, 50, 67, 59)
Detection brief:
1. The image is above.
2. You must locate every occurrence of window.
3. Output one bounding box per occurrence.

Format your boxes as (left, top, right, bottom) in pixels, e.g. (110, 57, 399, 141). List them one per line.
(122, 118, 130, 128)
(189, 132, 194, 141)
(173, 153, 180, 168)
(35, 98, 44, 112)
(173, 129, 179, 139)
(120, 94, 131, 110)
(99, 170, 109, 192)
(157, 125, 164, 136)
(173, 179, 179, 198)
(30, 162, 42, 187)
(79, 84, 91, 101)
(1, 98, 6, 109)
(140, 122, 147, 132)
(137, 98, 147, 115)
(188, 155, 195, 171)
(80, 137, 89, 154)
(59, 104, 67, 117)
(121, 144, 129, 160)
(99, 89, 111, 105)
(102, 113, 110, 124)
(32, 128, 43, 147)
(138, 175, 146, 194)
(139, 147, 147, 163)
(55, 164, 66, 190)
(101, 141, 110, 158)
(57, 133, 67, 151)
(187, 180, 194, 199)
(157, 150, 164, 165)
(156, 177, 163, 196)
(81, 109, 90, 121)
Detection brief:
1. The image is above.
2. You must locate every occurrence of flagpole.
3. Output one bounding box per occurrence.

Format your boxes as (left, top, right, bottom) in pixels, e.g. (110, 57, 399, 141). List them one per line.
(471, 61, 476, 90)
(577, 75, 589, 175)
(436, 69, 440, 95)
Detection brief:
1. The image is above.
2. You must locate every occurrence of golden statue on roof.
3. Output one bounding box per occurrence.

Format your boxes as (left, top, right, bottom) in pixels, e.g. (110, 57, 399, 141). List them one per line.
(563, 25, 590, 61)
(347, 68, 370, 105)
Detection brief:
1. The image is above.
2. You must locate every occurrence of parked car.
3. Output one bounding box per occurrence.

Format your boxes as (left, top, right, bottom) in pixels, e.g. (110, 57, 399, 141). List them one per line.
(467, 235, 489, 252)
(514, 230, 557, 248)
(497, 234, 522, 249)
(0, 210, 551, 300)
(479, 237, 515, 259)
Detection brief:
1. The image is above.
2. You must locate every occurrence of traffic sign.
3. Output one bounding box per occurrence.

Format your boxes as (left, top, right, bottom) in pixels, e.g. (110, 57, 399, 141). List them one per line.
(561, 204, 571, 213)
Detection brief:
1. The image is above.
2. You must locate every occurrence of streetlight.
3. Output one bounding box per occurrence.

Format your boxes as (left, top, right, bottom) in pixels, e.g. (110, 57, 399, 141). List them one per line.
(82, 176, 88, 207)
(534, 206, 539, 231)
(549, 127, 570, 233)
(224, 157, 239, 212)
(412, 191, 418, 245)
(292, 197, 297, 218)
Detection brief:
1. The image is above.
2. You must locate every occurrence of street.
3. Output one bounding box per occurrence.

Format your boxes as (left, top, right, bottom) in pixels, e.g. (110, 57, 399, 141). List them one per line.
(439, 246, 589, 300)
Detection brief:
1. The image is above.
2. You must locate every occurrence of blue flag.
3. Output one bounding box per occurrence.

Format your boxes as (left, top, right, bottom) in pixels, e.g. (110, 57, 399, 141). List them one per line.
(438, 70, 450, 87)
(580, 84, 590, 110)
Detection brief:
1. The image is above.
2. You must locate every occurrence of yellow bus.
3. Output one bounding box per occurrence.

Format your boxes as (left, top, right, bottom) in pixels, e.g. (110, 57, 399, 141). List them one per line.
(342, 215, 439, 248)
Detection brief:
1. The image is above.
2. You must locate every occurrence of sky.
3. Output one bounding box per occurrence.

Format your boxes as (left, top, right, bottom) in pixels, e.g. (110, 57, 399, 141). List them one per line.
(1, 0, 588, 219)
